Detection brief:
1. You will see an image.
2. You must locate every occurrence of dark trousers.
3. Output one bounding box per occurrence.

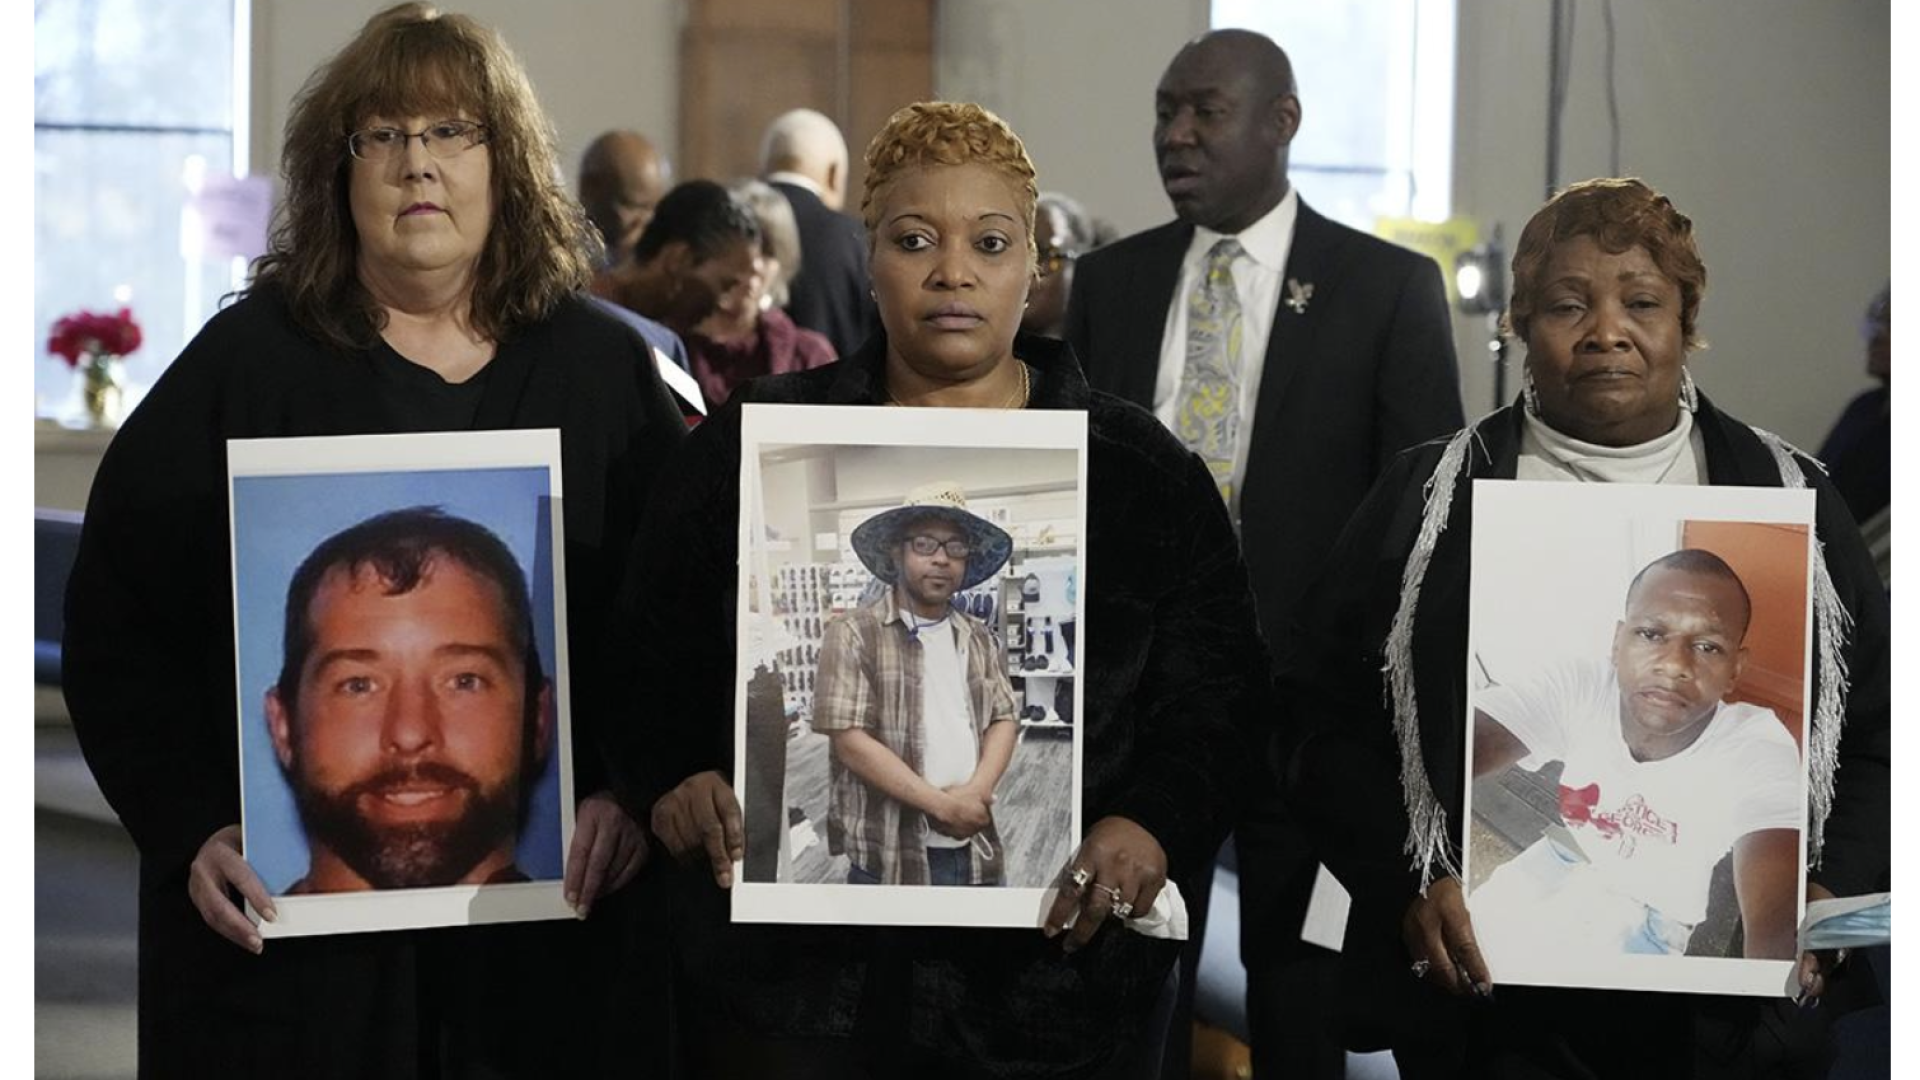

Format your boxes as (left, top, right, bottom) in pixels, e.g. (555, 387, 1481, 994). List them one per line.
(689, 964, 1180, 1080)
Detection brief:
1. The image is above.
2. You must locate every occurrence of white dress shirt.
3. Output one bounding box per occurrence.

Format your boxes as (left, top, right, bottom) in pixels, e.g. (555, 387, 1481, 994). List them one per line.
(1152, 188, 1299, 517)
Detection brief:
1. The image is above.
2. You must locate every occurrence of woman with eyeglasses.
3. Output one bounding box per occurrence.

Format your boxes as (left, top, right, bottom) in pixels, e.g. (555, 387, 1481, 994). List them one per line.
(626, 101, 1271, 1078)
(1020, 191, 1108, 339)
(61, 4, 683, 1076)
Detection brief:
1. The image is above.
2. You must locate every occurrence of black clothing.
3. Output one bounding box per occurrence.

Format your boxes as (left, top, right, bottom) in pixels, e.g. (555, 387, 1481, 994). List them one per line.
(1279, 396, 1891, 1076)
(773, 179, 879, 358)
(1817, 386, 1890, 528)
(62, 286, 686, 1077)
(1066, 196, 1465, 1075)
(621, 331, 1273, 1077)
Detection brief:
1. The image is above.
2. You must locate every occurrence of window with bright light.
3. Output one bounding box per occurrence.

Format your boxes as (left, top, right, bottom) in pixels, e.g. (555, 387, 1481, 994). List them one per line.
(35, 0, 250, 420)
(1212, 0, 1455, 229)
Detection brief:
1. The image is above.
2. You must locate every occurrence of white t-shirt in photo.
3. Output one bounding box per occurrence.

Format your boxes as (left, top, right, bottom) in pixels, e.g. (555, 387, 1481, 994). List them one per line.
(1475, 659, 1803, 925)
(912, 615, 979, 848)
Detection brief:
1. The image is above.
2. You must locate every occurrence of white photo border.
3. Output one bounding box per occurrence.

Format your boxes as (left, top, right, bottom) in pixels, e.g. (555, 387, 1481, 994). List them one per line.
(732, 404, 1090, 927)
(228, 429, 576, 937)
(1463, 480, 1816, 997)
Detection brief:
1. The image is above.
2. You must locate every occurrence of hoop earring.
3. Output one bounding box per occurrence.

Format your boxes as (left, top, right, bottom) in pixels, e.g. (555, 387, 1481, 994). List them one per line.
(1522, 366, 1542, 417)
(1678, 365, 1699, 413)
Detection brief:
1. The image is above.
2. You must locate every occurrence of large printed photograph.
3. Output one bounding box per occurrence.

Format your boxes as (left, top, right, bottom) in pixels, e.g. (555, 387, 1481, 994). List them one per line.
(1464, 480, 1816, 997)
(228, 430, 576, 937)
(733, 404, 1088, 927)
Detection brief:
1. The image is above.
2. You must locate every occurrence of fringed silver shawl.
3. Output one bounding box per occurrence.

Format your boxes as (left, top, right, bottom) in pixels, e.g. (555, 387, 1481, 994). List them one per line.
(1386, 424, 1853, 894)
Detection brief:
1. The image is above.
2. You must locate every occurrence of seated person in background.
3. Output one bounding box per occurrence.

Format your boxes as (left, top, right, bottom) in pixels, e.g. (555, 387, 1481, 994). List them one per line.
(683, 177, 836, 408)
(1020, 191, 1108, 340)
(593, 179, 762, 339)
(267, 508, 554, 895)
(817, 484, 1019, 887)
(1469, 550, 1801, 964)
(1818, 285, 1890, 580)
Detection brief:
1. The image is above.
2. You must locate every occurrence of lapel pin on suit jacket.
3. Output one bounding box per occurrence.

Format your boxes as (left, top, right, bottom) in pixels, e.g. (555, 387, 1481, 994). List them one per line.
(1284, 277, 1315, 314)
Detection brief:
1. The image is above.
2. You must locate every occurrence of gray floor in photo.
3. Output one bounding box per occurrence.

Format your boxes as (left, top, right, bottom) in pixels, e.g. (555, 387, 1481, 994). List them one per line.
(782, 725, 1075, 886)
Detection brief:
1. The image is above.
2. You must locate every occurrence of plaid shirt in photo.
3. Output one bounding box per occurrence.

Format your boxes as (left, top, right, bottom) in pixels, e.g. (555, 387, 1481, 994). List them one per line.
(812, 590, 1017, 884)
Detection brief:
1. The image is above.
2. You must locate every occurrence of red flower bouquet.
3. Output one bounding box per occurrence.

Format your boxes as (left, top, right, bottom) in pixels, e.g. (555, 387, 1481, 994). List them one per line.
(49, 307, 143, 367)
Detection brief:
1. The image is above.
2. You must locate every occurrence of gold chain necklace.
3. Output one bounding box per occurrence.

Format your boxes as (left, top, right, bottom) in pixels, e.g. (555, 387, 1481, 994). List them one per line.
(885, 360, 1030, 409)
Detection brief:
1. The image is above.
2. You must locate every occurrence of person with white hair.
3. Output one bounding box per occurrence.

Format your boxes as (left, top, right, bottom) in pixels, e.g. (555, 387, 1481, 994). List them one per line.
(759, 107, 879, 355)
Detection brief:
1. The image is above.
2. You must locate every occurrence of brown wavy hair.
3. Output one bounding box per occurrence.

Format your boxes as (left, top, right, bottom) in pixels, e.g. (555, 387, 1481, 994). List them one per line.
(1504, 177, 1708, 350)
(860, 101, 1040, 272)
(246, 3, 597, 349)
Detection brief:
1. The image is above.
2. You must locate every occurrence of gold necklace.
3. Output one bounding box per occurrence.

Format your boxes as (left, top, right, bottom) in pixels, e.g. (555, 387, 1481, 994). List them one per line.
(886, 360, 1030, 409)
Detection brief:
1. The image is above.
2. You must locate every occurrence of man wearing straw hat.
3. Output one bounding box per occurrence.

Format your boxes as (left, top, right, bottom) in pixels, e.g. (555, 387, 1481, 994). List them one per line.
(816, 481, 1020, 886)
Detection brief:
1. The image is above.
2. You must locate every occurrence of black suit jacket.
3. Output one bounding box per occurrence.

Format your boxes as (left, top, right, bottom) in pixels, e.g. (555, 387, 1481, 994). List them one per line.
(1066, 198, 1464, 644)
(772, 179, 878, 358)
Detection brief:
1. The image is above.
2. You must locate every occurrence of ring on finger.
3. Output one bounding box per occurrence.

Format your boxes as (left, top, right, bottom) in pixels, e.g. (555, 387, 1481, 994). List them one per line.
(1068, 867, 1091, 890)
(1111, 899, 1135, 920)
(1409, 958, 1432, 978)
(1096, 883, 1124, 907)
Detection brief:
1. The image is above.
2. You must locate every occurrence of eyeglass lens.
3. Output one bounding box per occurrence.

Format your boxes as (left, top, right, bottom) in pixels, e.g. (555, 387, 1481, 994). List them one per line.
(351, 121, 485, 162)
(908, 536, 971, 558)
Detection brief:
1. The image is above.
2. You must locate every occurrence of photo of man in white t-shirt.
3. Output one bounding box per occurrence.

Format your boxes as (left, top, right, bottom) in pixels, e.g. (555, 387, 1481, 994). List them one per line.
(1468, 549, 1803, 964)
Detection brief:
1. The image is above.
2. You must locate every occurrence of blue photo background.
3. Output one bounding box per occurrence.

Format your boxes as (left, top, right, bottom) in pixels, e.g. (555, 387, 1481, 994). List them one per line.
(233, 466, 563, 893)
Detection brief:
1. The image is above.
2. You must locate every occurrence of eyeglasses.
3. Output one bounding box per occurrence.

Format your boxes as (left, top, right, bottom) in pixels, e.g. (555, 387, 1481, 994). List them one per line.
(1038, 248, 1081, 278)
(347, 120, 489, 163)
(905, 535, 972, 559)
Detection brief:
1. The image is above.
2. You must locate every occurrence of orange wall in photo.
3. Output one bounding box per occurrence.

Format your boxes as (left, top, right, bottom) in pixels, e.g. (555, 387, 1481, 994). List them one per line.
(1680, 521, 1811, 749)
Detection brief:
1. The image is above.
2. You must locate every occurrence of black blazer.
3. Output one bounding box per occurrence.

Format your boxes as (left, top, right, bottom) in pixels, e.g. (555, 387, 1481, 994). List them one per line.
(773, 179, 878, 358)
(1066, 198, 1465, 644)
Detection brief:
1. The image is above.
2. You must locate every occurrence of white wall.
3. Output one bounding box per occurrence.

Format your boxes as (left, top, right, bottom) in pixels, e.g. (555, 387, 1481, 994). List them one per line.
(249, 0, 681, 189)
(932, 0, 1208, 235)
(1450, 0, 1890, 445)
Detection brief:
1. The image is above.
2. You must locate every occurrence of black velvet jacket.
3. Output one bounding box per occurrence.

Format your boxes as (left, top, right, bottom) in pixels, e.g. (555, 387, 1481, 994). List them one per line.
(1278, 396, 1890, 1067)
(620, 331, 1274, 1076)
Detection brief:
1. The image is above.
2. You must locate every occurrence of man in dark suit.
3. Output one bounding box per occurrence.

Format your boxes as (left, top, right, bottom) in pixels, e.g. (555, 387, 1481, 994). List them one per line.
(759, 108, 879, 357)
(1065, 28, 1464, 1080)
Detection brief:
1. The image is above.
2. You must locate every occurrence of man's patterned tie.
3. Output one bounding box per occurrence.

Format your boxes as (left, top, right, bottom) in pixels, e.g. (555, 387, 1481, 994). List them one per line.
(1175, 238, 1246, 503)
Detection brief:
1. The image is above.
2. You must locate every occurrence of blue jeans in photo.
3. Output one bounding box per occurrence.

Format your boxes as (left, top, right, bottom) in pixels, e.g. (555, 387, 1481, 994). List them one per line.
(848, 847, 975, 886)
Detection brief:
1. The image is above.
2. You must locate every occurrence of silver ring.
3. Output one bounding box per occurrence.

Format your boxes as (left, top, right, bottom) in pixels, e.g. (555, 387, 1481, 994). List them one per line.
(1410, 959, 1431, 978)
(1068, 867, 1091, 890)
(1097, 883, 1124, 906)
(1112, 899, 1135, 919)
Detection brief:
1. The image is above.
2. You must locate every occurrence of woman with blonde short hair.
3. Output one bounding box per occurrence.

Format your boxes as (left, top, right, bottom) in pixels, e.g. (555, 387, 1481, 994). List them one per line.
(632, 101, 1273, 1077)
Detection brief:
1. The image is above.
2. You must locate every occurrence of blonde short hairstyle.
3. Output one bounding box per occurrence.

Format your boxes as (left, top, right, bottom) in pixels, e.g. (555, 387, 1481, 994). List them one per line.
(859, 101, 1040, 270)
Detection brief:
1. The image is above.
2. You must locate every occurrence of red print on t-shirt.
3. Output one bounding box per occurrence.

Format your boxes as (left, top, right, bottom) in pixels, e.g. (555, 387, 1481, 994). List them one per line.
(1559, 784, 1679, 858)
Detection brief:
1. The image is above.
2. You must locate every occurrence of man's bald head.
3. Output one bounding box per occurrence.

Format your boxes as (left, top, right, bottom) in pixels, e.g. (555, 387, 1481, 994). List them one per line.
(579, 130, 671, 266)
(1172, 29, 1296, 99)
(759, 108, 850, 210)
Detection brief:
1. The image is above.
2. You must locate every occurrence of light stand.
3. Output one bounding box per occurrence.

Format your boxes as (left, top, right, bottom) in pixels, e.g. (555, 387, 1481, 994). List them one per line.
(1454, 225, 1510, 411)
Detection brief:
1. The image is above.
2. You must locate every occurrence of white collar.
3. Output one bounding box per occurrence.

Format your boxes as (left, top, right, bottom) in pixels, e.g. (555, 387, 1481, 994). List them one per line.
(1187, 186, 1299, 272)
(766, 170, 825, 198)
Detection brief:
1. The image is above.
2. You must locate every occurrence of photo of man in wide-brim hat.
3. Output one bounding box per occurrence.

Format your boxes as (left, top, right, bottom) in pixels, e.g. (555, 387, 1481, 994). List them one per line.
(815, 482, 1020, 886)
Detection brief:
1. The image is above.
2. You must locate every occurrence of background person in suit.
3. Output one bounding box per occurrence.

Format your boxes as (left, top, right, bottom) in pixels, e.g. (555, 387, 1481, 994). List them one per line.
(759, 107, 880, 356)
(1065, 27, 1465, 1079)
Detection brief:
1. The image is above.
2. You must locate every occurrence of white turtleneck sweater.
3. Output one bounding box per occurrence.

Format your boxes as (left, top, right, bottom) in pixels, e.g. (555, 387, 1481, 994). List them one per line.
(1517, 407, 1707, 485)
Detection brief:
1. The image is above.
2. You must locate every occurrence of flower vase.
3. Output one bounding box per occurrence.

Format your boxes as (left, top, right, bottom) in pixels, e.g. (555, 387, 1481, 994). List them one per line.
(80, 353, 126, 428)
